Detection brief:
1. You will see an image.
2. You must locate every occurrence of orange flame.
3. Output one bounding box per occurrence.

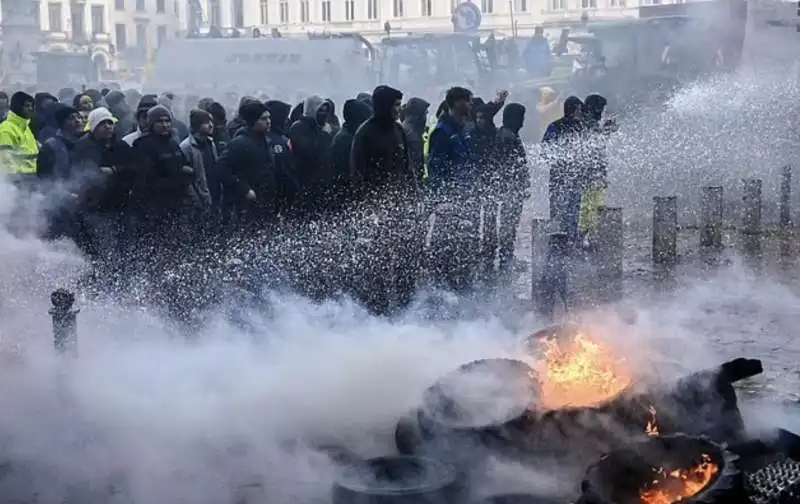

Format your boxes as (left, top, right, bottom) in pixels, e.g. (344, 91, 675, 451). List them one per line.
(534, 333, 630, 409)
(639, 454, 720, 504)
(646, 405, 659, 437)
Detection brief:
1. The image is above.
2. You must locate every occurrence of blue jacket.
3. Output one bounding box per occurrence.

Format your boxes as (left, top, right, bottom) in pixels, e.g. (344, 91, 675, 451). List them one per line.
(426, 115, 473, 195)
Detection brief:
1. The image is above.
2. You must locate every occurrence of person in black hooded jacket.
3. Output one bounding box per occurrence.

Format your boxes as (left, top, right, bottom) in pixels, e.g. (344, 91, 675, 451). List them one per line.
(496, 103, 530, 275)
(288, 95, 333, 216)
(350, 85, 421, 315)
(400, 97, 429, 184)
(32, 92, 58, 143)
(329, 98, 371, 212)
(265, 99, 298, 216)
(216, 100, 277, 230)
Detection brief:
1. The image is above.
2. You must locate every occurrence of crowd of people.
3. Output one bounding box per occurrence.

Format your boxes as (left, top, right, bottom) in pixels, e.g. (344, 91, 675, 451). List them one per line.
(0, 83, 614, 319)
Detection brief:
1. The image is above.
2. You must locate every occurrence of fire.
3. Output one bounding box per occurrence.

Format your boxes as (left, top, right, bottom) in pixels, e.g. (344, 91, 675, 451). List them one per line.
(639, 454, 720, 504)
(534, 332, 630, 409)
(646, 405, 660, 437)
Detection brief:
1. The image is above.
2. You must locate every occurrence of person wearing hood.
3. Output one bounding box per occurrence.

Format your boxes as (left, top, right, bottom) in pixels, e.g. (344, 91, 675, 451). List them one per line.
(216, 100, 277, 229)
(523, 27, 553, 78)
(178, 109, 216, 210)
(496, 103, 531, 275)
(227, 96, 259, 139)
(104, 90, 135, 136)
(542, 95, 586, 249)
(400, 97, 429, 184)
(73, 93, 95, 123)
(36, 104, 83, 181)
(427, 86, 474, 199)
(265, 99, 298, 216)
(36, 104, 83, 240)
(123, 95, 159, 146)
(579, 94, 617, 246)
(208, 101, 230, 154)
(288, 94, 334, 216)
(349, 85, 420, 315)
(31, 92, 58, 142)
(130, 105, 197, 216)
(533, 86, 562, 143)
(157, 94, 190, 141)
(0, 91, 38, 178)
(329, 98, 371, 212)
(72, 107, 135, 267)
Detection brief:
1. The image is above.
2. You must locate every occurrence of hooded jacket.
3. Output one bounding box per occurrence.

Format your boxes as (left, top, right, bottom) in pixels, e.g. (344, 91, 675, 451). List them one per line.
(329, 99, 372, 210)
(72, 131, 136, 213)
(130, 105, 196, 212)
(287, 95, 333, 214)
(400, 97, 429, 183)
(542, 96, 588, 190)
(32, 93, 59, 143)
(0, 92, 38, 174)
(496, 103, 530, 199)
(265, 99, 298, 213)
(350, 85, 418, 206)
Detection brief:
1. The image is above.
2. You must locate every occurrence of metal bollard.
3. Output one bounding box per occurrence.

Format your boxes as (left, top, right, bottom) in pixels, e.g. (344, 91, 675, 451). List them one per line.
(741, 178, 762, 235)
(780, 165, 792, 229)
(50, 288, 79, 355)
(537, 231, 569, 320)
(700, 186, 724, 248)
(595, 206, 624, 301)
(652, 196, 678, 265)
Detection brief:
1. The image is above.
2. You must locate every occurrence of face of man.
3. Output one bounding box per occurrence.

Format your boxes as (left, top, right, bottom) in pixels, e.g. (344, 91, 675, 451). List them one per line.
(253, 111, 271, 134)
(391, 99, 402, 121)
(20, 100, 34, 119)
(94, 119, 115, 140)
(64, 112, 85, 136)
(152, 116, 172, 136)
(198, 121, 214, 136)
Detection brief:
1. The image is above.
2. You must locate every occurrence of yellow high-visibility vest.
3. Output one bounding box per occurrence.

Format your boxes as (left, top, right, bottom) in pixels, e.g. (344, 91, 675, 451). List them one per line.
(0, 111, 38, 174)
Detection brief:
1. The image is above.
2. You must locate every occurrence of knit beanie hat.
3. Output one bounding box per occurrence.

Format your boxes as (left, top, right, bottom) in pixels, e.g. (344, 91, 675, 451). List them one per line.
(189, 108, 213, 132)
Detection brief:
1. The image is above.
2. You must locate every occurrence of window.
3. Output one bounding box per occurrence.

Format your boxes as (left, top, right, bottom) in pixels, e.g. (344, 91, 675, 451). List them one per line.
(421, 0, 431, 16)
(321, 0, 330, 21)
(259, 0, 268, 24)
(115, 0, 124, 10)
(135, 22, 147, 48)
(157, 24, 167, 45)
(71, 1, 85, 38)
(480, 0, 493, 13)
(345, 0, 354, 20)
(515, 0, 527, 11)
(174, 0, 179, 14)
(91, 5, 104, 32)
(115, 23, 127, 49)
(279, 0, 288, 22)
(300, 0, 309, 22)
(209, 0, 221, 26)
(156, 0, 164, 12)
(31, 1, 41, 26)
(451, 0, 459, 12)
(548, 0, 565, 9)
(392, 0, 403, 17)
(47, 2, 62, 31)
(135, 0, 144, 11)
(367, 0, 377, 19)
(581, 0, 596, 7)
(233, 0, 244, 26)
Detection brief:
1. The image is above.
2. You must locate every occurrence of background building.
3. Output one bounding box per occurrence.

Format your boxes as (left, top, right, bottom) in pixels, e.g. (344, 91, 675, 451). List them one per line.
(0, 0, 114, 83)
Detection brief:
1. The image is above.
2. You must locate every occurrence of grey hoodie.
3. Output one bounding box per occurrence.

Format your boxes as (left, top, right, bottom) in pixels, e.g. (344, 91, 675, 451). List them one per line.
(303, 95, 325, 123)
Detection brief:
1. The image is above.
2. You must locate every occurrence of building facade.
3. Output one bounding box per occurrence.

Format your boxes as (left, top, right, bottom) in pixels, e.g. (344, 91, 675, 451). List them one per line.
(0, 0, 115, 82)
(174, 0, 659, 38)
(110, 0, 183, 70)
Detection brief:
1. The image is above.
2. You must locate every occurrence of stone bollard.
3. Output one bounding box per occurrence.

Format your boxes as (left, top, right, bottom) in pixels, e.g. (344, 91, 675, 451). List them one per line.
(595, 206, 624, 302)
(700, 186, 724, 248)
(537, 231, 569, 320)
(50, 288, 79, 355)
(780, 165, 792, 229)
(652, 196, 678, 266)
(530, 218, 549, 303)
(741, 178, 762, 235)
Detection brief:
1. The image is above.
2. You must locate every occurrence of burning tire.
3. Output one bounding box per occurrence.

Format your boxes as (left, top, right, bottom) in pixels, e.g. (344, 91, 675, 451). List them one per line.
(468, 494, 567, 504)
(331, 455, 464, 504)
(579, 434, 743, 504)
(419, 358, 538, 440)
